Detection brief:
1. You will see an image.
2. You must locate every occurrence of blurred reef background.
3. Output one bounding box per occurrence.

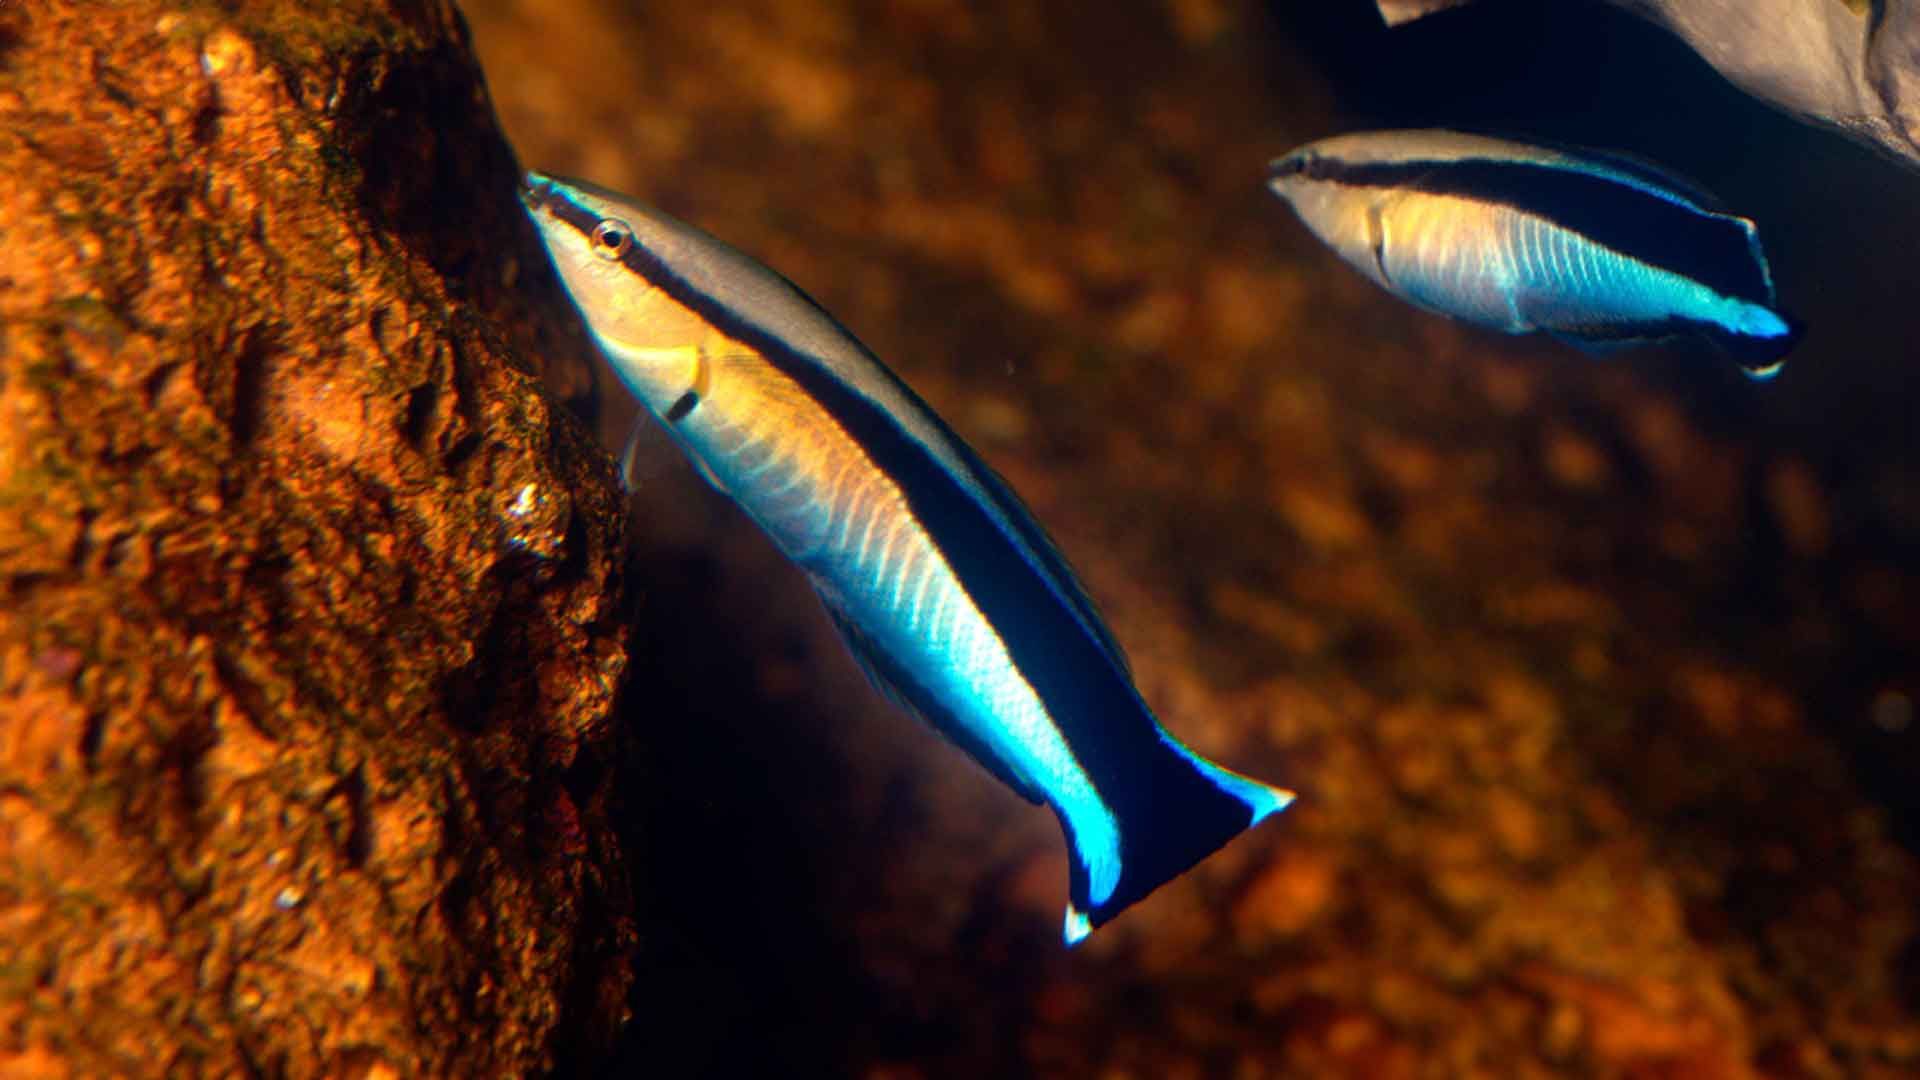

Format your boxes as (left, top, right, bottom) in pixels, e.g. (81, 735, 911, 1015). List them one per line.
(4, 0, 1920, 1076)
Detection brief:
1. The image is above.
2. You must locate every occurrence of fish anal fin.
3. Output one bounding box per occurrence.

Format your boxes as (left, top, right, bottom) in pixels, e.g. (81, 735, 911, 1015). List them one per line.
(616, 417, 653, 491)
(813, 588, 1045, 806)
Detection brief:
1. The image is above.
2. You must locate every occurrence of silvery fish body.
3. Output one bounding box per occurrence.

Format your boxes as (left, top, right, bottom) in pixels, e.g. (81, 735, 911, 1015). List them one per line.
(521, 172, 1291, 944)
(1268, 130, 1801, 378)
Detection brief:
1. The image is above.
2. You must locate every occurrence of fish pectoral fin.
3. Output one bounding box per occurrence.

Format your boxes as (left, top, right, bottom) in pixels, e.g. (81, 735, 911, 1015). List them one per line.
(816, 592, 915, 716)
(1364, 199, 1395, 288)
(616, 416, 655, 491)
(614, 343, 724, 428)
(812, 586, 1046, 806)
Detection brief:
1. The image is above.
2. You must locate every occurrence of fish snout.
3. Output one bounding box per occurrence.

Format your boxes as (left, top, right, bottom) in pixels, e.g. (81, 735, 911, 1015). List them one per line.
(1266, 150, 1320, 196)
(518, 171, 554, 213)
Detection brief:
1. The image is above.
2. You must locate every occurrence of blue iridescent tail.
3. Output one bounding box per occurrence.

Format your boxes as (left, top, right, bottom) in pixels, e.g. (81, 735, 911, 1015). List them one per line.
(1061, 735, 1293, 945)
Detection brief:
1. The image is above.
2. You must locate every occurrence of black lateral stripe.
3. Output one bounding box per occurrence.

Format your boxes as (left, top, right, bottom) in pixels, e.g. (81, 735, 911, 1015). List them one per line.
(768, 356, 1250, 915)
(557, 189, 1252, 911)
(538, 182, 606, 244)
(1306, 157, 1774, 305)
(882, 389, 1134, 676)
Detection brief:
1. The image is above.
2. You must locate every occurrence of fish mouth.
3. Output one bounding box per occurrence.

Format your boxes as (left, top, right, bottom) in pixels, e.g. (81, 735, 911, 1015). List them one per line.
(518, 171, 553, 212)
(1267, 151, 1317, 184)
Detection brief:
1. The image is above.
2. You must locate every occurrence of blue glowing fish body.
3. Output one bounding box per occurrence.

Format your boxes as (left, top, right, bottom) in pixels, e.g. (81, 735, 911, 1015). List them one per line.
(521, 172, 1292, 944)
(1267, 130, 1801, 379)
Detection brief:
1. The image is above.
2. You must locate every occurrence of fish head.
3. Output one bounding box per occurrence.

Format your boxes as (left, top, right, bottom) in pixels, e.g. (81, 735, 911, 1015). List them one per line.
(1264, 146, 1322, 200)
(1265, 143, 1384, 282)
(521, 171, 660, 342)
(520, 171, 716, 412)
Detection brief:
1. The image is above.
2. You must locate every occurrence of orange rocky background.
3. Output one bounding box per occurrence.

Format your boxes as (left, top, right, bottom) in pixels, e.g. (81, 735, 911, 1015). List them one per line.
(4, 1, 1920, 1077)
(0, 2, 632, 1075)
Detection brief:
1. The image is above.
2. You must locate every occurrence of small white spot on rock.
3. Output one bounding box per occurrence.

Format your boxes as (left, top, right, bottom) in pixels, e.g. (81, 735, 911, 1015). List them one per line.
(200, 28, 255, 80)
(506, 482, 539, 519)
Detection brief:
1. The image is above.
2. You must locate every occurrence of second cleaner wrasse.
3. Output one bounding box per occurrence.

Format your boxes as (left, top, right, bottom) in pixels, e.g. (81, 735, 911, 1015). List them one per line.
(521, 172, 1292, 944)
(1267, 130, 1802, 379)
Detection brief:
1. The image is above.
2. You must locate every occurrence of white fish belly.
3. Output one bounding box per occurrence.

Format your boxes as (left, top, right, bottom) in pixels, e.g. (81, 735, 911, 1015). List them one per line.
(1382, 197, 1733, 337)
(1376, 193, 1532, 331)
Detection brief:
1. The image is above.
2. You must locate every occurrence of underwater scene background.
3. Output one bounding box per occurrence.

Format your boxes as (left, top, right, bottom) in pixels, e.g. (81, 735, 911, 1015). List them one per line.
(459, 0, 1920, 1075)
(460, 0, 1920, 1068)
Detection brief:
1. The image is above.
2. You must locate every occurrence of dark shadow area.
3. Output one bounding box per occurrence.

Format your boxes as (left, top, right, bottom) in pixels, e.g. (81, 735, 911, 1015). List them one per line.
(594, 544, 861, 1076)
(590, 532, 1050, 1076)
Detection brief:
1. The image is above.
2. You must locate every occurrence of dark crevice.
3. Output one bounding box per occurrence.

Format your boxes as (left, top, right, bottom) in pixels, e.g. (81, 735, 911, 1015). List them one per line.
(79, 711, 106, 771)
(161, 718, 214, 824)
(439, 573, 540, 735)
(0, 8, 24, 71)
(401, 380, 441, 452)
(442, 431, 484, 474)
(66, 508, 97, 571)
(240, 554, 290, 629)
(99, 530, 139, 574)
(548, 508, 592, 587)
(142, 361, 180, 406)
(335, 765, 372, 869)
(228, 325, 275, 448)
(446, 337, 483, 426)
(190, 98, 222, 147)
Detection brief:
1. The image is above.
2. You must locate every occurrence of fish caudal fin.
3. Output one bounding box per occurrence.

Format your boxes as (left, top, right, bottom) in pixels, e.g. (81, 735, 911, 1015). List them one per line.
(1060, 734, 1293, 945)
(1715, 304, 1802, 381)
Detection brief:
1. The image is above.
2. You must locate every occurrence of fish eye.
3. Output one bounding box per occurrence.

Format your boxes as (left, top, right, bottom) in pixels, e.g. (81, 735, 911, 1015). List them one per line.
(590, 218, 633, 261)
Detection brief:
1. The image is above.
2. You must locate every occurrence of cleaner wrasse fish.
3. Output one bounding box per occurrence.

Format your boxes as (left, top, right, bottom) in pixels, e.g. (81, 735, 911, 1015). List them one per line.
(521, 172, 1292, 944)
(1267, 130, 1802, 379)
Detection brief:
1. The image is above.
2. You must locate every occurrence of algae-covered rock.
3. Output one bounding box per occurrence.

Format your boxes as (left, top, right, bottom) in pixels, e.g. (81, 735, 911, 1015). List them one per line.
(0, 2, 632, 1075)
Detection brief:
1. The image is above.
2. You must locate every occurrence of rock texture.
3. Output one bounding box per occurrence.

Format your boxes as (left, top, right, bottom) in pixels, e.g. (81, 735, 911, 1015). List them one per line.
(0, 2, 632, 1075)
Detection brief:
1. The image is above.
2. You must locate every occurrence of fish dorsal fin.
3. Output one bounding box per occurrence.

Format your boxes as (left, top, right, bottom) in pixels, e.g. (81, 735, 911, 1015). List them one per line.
(1511, 135, 1729, 215)
(926, 422, 1135, 679)
(1385, 152, 1776, 306)
(812, 585, 1045, 806)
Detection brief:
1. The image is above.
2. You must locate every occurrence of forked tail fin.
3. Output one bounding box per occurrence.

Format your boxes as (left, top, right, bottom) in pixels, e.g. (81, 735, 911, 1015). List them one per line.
(1061, 734, 1293, 945)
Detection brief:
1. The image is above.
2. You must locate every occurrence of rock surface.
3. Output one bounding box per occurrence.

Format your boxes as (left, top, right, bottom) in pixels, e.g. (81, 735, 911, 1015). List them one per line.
(0, 2, 632, 1075)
